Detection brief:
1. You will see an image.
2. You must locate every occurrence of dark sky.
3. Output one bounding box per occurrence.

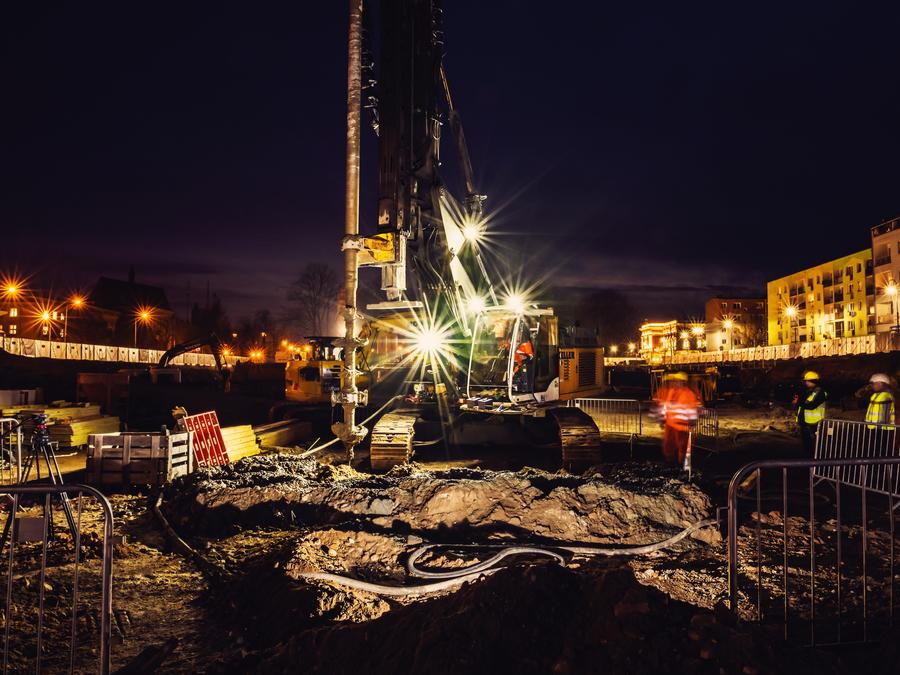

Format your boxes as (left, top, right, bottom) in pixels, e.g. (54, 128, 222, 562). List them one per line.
(3, 1, 899, 325)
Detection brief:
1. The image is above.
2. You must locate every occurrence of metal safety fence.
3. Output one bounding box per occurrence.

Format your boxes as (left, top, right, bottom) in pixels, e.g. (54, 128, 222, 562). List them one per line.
(727, 456, 899, 646)
(568, 398, 642, 435)
(815, 418, 900, 496)
(0, 485, 113, 674)
(568, 398, 641, 453)
(690, 407, 719, 452)
(0, 420, 22, 486)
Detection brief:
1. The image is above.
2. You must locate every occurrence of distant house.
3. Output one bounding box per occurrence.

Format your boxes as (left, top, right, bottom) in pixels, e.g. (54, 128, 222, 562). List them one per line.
(88, 273, 175, 348)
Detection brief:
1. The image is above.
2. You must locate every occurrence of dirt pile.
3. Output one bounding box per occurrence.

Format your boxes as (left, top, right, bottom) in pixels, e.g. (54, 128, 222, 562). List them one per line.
(250, 564, 837, 675)
(164, 456, 717, 546)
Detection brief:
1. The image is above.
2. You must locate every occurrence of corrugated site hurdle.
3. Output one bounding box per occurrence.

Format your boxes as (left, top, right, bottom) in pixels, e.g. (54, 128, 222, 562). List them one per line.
(568, 398, 641, 453)
(0, 484, 113, 674)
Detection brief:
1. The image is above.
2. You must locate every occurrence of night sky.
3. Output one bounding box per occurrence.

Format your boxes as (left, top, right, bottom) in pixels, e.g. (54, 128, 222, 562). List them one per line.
(3, 1, 899, 326)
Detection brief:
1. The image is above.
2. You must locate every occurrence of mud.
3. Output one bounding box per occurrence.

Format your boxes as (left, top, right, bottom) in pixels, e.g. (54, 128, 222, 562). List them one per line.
(163, 456, 718, 547)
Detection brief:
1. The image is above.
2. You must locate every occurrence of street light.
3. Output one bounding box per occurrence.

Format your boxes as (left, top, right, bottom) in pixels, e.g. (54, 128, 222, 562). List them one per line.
(783, 305, 798, 344)
(64, 295, 85, 346)
(134, 307, 155, 347)
(627, 342, 636, 354)
(722, 318, 734, 351)
(609, 344, 619, 355)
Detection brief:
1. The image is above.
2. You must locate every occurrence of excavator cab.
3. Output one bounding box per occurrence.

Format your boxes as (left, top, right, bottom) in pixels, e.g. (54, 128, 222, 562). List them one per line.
(466, 309, 560, 405)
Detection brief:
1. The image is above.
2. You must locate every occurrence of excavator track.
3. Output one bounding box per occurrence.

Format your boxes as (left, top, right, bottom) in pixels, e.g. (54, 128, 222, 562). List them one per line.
(369, 409, 418, 471)
(548, 406, 603, 468)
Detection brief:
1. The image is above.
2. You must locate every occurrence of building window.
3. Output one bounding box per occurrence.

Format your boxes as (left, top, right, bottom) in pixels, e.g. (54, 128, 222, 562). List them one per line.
(857, 263, 862, 273)
(9, 325, 16, 335)
(9, 308, 17, 318)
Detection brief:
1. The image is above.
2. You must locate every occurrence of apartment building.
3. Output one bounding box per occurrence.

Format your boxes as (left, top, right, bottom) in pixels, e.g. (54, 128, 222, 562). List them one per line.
(767, 249, 875, 345)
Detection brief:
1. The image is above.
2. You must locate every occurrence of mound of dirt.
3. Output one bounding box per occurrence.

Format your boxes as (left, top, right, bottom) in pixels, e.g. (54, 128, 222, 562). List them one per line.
(164, 456, 717, 547)
(250, 564, 837, 675)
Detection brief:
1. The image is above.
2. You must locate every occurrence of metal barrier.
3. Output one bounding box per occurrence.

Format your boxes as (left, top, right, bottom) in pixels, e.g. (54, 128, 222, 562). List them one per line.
(727, 457, 899, 646)
(0, 421, 21, 486)
(568, 398, 642, 435)
(568, 398, 641, 453)
(815, 418, 900, 496)
(690, 407, 719, 452)
(0, 485, 113, 674)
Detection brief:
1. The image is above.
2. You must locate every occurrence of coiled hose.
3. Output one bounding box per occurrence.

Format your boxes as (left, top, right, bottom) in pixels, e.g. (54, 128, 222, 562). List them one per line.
(297, 518, 717, 596)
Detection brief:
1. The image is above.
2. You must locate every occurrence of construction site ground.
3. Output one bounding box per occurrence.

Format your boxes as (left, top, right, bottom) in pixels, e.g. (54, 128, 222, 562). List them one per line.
(8, 403, 900, 673)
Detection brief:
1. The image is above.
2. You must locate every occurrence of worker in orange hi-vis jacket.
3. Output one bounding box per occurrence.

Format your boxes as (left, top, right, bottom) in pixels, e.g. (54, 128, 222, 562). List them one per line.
(652, 372, 701, 465)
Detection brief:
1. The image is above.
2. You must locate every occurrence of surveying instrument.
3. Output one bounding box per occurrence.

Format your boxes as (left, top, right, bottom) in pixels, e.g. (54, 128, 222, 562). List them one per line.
(0, 413, 79, 547)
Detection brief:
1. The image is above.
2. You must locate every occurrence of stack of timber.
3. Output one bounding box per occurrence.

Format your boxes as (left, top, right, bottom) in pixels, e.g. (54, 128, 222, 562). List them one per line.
(253, 419, 313, 449)
(2, 402, 120, 448)
(49, 415, 120, 448)
(87, 432, 192, 486)
(221, 425, 261, 462)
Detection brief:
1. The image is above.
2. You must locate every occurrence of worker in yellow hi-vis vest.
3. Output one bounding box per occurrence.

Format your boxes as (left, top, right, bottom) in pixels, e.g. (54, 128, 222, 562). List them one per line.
(793, 370, 827, 455)
(865, 373, 895, 428)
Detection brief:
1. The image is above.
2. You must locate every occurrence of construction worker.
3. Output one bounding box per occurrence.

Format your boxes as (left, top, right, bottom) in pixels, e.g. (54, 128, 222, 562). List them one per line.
(793, 371, 827, 455)
(652, 372, 700, 465)
(865, 373, 895, 428)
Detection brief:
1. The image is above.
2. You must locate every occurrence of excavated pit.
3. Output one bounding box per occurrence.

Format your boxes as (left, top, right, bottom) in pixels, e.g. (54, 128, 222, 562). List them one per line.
(162, 455, 719, 549)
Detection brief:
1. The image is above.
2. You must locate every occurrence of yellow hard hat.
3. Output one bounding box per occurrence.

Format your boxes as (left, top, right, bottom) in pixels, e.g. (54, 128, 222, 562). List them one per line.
(803, 371, 820, 382)
(668, 371, 689, 382)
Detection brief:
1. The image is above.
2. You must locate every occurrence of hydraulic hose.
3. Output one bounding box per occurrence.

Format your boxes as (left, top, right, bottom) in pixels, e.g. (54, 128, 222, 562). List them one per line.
(407, 518, 717, 579)
(301, 518, 718, 595)
(297, 570, 498, 597)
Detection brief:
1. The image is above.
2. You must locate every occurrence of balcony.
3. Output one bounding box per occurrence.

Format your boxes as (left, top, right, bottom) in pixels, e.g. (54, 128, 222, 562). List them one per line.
(875, 255, 893, 267)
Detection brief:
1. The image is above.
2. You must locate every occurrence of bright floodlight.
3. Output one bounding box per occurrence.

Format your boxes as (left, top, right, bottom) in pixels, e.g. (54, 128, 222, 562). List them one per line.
(628, 342, 636, 352)
(413, 328, 445, 355)
(723, 319, 734, 330)
(505, 293, 526, 314)
(784, 305, 797, 318)
(41, 311, 50, 321)
(885, 283, 898, 297)
(609, 345, 619, 354)
(71, 296, 84, 307)
(691, 325, 704, 336)
(467, 296, 486, 314)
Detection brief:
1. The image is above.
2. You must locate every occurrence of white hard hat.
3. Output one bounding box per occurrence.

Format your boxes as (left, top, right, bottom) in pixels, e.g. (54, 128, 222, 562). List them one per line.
(870, 373, 890, 385)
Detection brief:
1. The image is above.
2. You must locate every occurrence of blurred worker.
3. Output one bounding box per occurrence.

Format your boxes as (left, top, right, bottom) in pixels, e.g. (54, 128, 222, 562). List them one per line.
(864, 373, 895, 428)
(793, 371, 827, 455)
(512, 339, 534, 391)
(652, 372, 700, 465)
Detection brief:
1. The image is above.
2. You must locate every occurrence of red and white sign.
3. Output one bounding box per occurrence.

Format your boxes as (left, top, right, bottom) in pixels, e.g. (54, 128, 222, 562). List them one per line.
(183, 411, 230, 467)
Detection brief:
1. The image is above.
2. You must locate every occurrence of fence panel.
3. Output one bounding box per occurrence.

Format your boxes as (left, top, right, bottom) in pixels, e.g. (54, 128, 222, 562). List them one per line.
(568, 398, 642, 436)
(815, 418, 900, 496)
(0, 484, 113, 673)
(728, 456, 899, 647)
(690, 407, 719, 452)
(0, 420, 22, 486)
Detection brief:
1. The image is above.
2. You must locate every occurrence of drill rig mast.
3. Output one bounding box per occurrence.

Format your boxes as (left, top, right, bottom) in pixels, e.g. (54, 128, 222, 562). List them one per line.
(337, 0, 606, 469)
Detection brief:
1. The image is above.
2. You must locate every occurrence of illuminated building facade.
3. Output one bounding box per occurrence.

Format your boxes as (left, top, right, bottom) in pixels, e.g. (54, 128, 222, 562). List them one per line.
(767, 249, 875, 345)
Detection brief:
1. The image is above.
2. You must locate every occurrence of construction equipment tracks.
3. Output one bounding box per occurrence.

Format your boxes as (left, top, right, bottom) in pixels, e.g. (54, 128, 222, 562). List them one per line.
(548, 406, 603, 468)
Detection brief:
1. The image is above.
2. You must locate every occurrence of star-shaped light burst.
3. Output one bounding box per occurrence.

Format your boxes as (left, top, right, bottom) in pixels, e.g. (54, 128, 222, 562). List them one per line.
(389, 302, 468, 389)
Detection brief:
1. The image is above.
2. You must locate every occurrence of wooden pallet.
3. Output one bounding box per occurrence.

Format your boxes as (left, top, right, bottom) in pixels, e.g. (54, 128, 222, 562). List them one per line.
(549, 407, 603, 468)
(86, 432, 192, 486)
(49, 415, 120, 447)
(369, 410, 418, 472)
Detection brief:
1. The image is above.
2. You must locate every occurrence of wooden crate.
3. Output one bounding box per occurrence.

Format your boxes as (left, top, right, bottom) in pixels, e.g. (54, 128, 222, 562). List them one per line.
(86, 432, 193, 487)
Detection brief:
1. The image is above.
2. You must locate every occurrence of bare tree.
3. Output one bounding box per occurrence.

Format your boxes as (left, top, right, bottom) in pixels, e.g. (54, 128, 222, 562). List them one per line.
(286, 263, 342, 336)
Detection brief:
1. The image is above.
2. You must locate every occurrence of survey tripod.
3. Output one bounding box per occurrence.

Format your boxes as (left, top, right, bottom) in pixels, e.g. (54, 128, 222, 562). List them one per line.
(0, 414, 78, 547)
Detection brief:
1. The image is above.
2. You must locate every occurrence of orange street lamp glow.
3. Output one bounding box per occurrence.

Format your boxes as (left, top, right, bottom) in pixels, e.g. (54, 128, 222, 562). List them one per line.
(70, 296, 84, 308)
(885, 283, 898, 298)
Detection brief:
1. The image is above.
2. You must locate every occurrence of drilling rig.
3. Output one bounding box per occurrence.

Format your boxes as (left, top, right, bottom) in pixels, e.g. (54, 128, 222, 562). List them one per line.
(336, 0, 607, 470)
